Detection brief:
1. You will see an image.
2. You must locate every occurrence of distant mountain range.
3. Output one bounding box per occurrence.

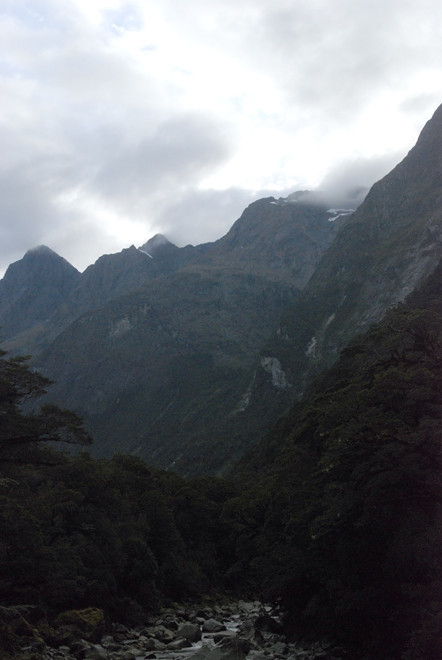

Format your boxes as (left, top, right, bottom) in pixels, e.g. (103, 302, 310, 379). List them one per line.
(1, 105, 441, 476)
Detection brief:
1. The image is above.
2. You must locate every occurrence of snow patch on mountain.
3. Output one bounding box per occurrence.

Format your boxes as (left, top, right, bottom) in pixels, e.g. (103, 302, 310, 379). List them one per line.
(326, 209, 354, 222)
(139, 249, 154, 259)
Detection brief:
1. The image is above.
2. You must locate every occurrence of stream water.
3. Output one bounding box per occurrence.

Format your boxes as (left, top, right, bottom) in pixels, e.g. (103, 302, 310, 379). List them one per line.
(39, 601, 346, 659)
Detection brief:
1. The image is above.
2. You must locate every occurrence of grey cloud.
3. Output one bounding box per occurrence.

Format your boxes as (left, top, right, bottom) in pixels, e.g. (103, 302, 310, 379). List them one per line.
(45, 215, 125, 272)
(246, 2, 442, 126)
(0, 119, 125, 275)
(0, 156, 132, 276)
(399, 93, 442, 121)
(1, 0, 441, 278)
(155, 188, 259, 247)
(156, 184, 303, 247)
(2, 0, 156, 111)
(317, 153, 404, 208)
(0, 166, 63, 269)
(93, 114, 234, 211)
(0, 10, 232, 271)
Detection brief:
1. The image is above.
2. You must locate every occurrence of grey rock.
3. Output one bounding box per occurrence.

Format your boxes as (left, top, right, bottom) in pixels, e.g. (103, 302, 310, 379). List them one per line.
(119, 648, 139, 660)
(238, 619, 254, 635)
(149, 624, 176, 643)
(220, 636, 252, 652)
(254, 613, 283, 635)
(111, 624, 130, 634)
(188, 635, 251, 659)
(71, 638, 94, 656)
(267, 640, 287, 655)
(140, 638, 156, 651)
(237, 601, 258, 614)
(178, 622, 202, 643)
(196, 608, 214, 619)
(202, 618, 226, 633)
(84, 644, 108, 659)
(147, 638, 165, 651)
(167, 637, 192, 650)
(161, 616, 179, 630)
(212, 630, 238, 643)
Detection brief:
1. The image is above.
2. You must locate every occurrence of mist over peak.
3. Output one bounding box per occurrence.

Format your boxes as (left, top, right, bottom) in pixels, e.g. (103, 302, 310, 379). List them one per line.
(25, 245, 60, 258)
(140, 234, 173, 252)
(315, 151, 405, 210)
(283, 186, 367, 209)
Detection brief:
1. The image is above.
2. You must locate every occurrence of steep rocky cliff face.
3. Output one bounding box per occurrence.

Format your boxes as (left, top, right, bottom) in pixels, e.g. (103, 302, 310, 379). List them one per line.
(199, 196, 346, 287)
(1, 194, 339, 475)
(242, 104, 442, 427)
(35, 267, 296, 473)
(0, 246, 80, 340)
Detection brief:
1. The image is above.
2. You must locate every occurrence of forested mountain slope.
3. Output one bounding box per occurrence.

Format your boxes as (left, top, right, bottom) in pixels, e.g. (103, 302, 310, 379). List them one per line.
(228, 261, 442, 659)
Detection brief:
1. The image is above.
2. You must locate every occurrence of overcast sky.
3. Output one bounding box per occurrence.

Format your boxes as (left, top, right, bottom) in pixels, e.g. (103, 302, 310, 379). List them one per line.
(1, 0, 442, 274)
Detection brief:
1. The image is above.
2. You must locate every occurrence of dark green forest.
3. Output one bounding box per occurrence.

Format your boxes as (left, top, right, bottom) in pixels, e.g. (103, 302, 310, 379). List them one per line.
(1, 264, 441, 659)
(230, 263, 442, 659)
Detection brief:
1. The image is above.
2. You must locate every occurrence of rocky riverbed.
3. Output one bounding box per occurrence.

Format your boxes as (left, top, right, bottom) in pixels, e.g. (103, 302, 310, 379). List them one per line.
(28, 601, 348, 660)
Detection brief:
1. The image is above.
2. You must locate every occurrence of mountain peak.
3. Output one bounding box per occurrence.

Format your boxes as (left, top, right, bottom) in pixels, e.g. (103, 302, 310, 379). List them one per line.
(206, 193, 342, 288)
(139, 234, 175, 255)
(25, 244, 59, 257)
(4, 245, 78, 283)
(0, 245, 80, 340)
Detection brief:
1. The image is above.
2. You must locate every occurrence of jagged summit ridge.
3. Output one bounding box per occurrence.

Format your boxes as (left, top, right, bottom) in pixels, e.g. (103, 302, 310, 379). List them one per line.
(202, 195, 343, 287)
(12, 189, 341, 475)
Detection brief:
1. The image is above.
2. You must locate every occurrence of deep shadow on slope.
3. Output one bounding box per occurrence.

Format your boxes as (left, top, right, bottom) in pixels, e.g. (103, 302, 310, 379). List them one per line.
(228, 261, 442, 659)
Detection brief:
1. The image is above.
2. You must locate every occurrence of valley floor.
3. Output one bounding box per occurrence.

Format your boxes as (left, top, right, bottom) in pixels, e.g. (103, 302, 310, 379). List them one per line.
(18, 600, 348, 660)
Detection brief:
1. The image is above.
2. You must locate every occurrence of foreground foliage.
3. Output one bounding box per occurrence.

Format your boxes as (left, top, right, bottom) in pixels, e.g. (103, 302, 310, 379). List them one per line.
(0, 351, 238, 656)
(0, 451, 236, 616)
